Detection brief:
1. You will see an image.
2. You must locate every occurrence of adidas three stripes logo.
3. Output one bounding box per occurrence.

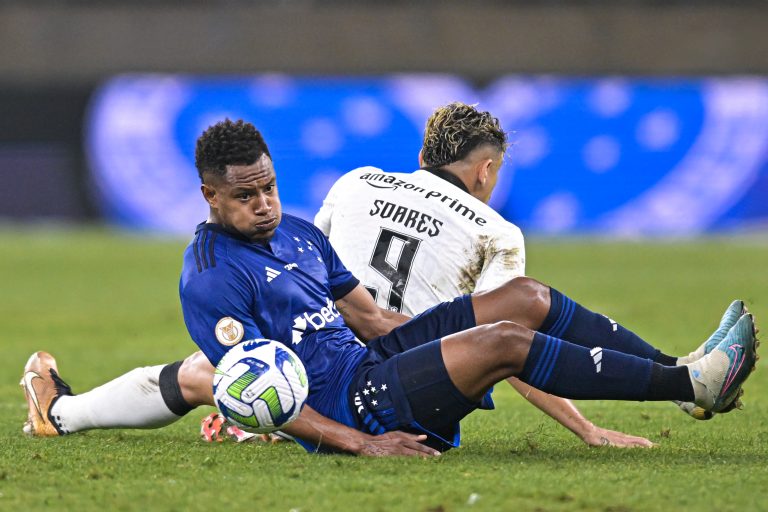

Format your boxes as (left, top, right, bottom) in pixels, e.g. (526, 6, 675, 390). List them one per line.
(590, 347, 603, 373)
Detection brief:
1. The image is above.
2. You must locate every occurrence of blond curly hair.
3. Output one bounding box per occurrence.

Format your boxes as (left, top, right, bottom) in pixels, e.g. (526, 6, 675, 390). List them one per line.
(421, 102, 507, 168)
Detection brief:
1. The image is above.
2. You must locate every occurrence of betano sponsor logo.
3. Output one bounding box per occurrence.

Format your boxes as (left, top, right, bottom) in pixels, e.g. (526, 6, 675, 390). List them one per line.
(360, 172, 487, 226)
(290, 298, 342, 345)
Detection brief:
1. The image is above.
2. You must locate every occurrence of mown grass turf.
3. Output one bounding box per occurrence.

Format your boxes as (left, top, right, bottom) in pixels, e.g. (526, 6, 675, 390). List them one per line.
(2, 228, 767, 511)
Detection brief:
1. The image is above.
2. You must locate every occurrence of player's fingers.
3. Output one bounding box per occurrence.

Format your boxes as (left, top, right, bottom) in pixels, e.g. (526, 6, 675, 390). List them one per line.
(609, 435, 655, 448)
(382, 431, 430, 443)
(629, 437, 656, 448)
(374, 433, 440, 457)
(401, 439, 441, 457)
(395, 434, 441, 457)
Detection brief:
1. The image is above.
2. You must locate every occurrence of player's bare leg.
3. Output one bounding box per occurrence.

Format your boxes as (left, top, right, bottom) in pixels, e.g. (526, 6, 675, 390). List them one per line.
(438, 317, 757, 414)
(178, 351, 215, 406)
(471, 277, 754, 416)
(473, 276, 675, 362)
(471, 277, 550, 330)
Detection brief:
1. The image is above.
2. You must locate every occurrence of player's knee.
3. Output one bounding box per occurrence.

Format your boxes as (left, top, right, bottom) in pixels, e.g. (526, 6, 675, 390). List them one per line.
(503, 276, 550, 324)
(483, 321, 532, 370)
(178, 352, 215, 407)
(506, 276, 548, 301)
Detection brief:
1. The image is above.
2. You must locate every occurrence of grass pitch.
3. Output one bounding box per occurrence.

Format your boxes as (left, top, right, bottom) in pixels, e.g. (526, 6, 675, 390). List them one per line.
(1, 227, 767, 511)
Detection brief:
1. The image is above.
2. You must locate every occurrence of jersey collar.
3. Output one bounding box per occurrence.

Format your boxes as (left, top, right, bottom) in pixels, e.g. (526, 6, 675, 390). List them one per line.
(195, 221, 269, 245)
(422, 167, 470, 194)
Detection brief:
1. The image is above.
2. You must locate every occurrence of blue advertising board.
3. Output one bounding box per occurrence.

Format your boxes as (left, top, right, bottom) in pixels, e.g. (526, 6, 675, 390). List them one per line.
(87, 74, 768, 236)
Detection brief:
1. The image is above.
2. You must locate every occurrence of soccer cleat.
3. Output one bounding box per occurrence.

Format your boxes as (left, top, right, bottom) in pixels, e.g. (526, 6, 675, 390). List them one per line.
(20, 351, 72, 436)
(674, 300, 748, 419)
(687, 313, 758, 413)
(677, 300, 746, 366)
(200, 413, 259, 443)
(200, 412, 226, 442)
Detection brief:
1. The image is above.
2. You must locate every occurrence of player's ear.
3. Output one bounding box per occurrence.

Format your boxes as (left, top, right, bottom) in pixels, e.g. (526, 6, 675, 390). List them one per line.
(201, 183, 217, 208)
(417, 149, 426, 168)
(476, 158, 494, 185)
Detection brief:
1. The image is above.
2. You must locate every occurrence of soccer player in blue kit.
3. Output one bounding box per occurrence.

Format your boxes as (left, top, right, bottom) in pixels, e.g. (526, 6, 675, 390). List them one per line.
(23, 119, 758, 455)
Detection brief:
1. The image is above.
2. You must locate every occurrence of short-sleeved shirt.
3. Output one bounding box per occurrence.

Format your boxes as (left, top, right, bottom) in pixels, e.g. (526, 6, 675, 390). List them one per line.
(315, 167, 526, 316)
(179, 214, 364, 426)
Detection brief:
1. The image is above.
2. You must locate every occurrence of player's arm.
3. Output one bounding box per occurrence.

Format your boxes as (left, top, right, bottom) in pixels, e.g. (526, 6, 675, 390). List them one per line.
(314, 217, 409, 340)
(282, 405, 440, 457)
(505, 378, 654, 448)
(335, 284, 410, 341)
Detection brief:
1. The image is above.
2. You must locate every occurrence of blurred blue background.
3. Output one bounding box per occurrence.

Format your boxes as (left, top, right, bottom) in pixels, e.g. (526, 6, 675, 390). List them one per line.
(3, 1, 768, 238)
(87, 74, 768, 236)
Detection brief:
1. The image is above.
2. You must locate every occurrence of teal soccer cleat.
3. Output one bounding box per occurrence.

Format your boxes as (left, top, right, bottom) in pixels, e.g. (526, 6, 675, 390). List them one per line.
(677, 300, 746, 366)
(687, 313, 758, 414)
(675, 300, 749, 420)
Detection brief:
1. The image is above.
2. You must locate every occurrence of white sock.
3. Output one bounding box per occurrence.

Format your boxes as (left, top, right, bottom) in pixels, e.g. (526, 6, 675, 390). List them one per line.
(50, 365, 182, 433)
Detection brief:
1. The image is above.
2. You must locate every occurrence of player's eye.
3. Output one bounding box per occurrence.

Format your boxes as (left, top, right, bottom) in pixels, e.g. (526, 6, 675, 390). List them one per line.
(237, 193, 252, 201)
(264, 184, 275, 193)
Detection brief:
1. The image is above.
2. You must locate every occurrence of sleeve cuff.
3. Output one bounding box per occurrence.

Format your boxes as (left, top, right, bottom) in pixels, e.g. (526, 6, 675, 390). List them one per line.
(331, 276, 360, 300)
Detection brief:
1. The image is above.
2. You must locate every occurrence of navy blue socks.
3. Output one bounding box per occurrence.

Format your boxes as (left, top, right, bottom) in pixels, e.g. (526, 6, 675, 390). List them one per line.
(540, 288, 677, 365)
(520, 333, 694, 401)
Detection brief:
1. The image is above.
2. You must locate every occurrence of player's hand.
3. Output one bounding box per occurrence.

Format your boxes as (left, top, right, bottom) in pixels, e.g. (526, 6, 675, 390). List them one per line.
(357, 431, 441, 457)
(580, 425, 655, 448)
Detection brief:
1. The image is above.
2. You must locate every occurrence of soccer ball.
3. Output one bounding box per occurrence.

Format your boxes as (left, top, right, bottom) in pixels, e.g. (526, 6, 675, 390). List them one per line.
(213, 339, 309, 433)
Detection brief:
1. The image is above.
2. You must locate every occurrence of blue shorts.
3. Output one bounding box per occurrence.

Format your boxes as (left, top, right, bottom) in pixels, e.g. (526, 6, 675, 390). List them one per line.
(348, 295, 494, 451)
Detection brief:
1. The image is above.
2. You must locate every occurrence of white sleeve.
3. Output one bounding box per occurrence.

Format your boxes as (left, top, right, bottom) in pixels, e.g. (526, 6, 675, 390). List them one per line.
(314, 167, 380, 237)
(474, 225, 526, 293)
(313, 179, 339, 236)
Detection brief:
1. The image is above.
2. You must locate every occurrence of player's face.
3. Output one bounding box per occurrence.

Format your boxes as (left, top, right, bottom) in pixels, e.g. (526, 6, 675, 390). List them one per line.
(203, 154, 282, 242)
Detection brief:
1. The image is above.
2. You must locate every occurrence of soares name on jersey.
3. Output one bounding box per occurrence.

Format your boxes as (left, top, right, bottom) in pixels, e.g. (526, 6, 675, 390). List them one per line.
(316, 167, 526, 317)
(359, 172, 487, 226)
(369, 199, 443, 237)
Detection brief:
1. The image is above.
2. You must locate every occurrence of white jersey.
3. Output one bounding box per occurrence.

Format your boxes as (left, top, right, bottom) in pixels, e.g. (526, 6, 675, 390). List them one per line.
(314, 167, 525, 316)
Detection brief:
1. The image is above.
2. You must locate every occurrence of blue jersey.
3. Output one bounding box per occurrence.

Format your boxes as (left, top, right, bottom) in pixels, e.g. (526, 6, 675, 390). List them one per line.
(179, 214, 367, 427)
